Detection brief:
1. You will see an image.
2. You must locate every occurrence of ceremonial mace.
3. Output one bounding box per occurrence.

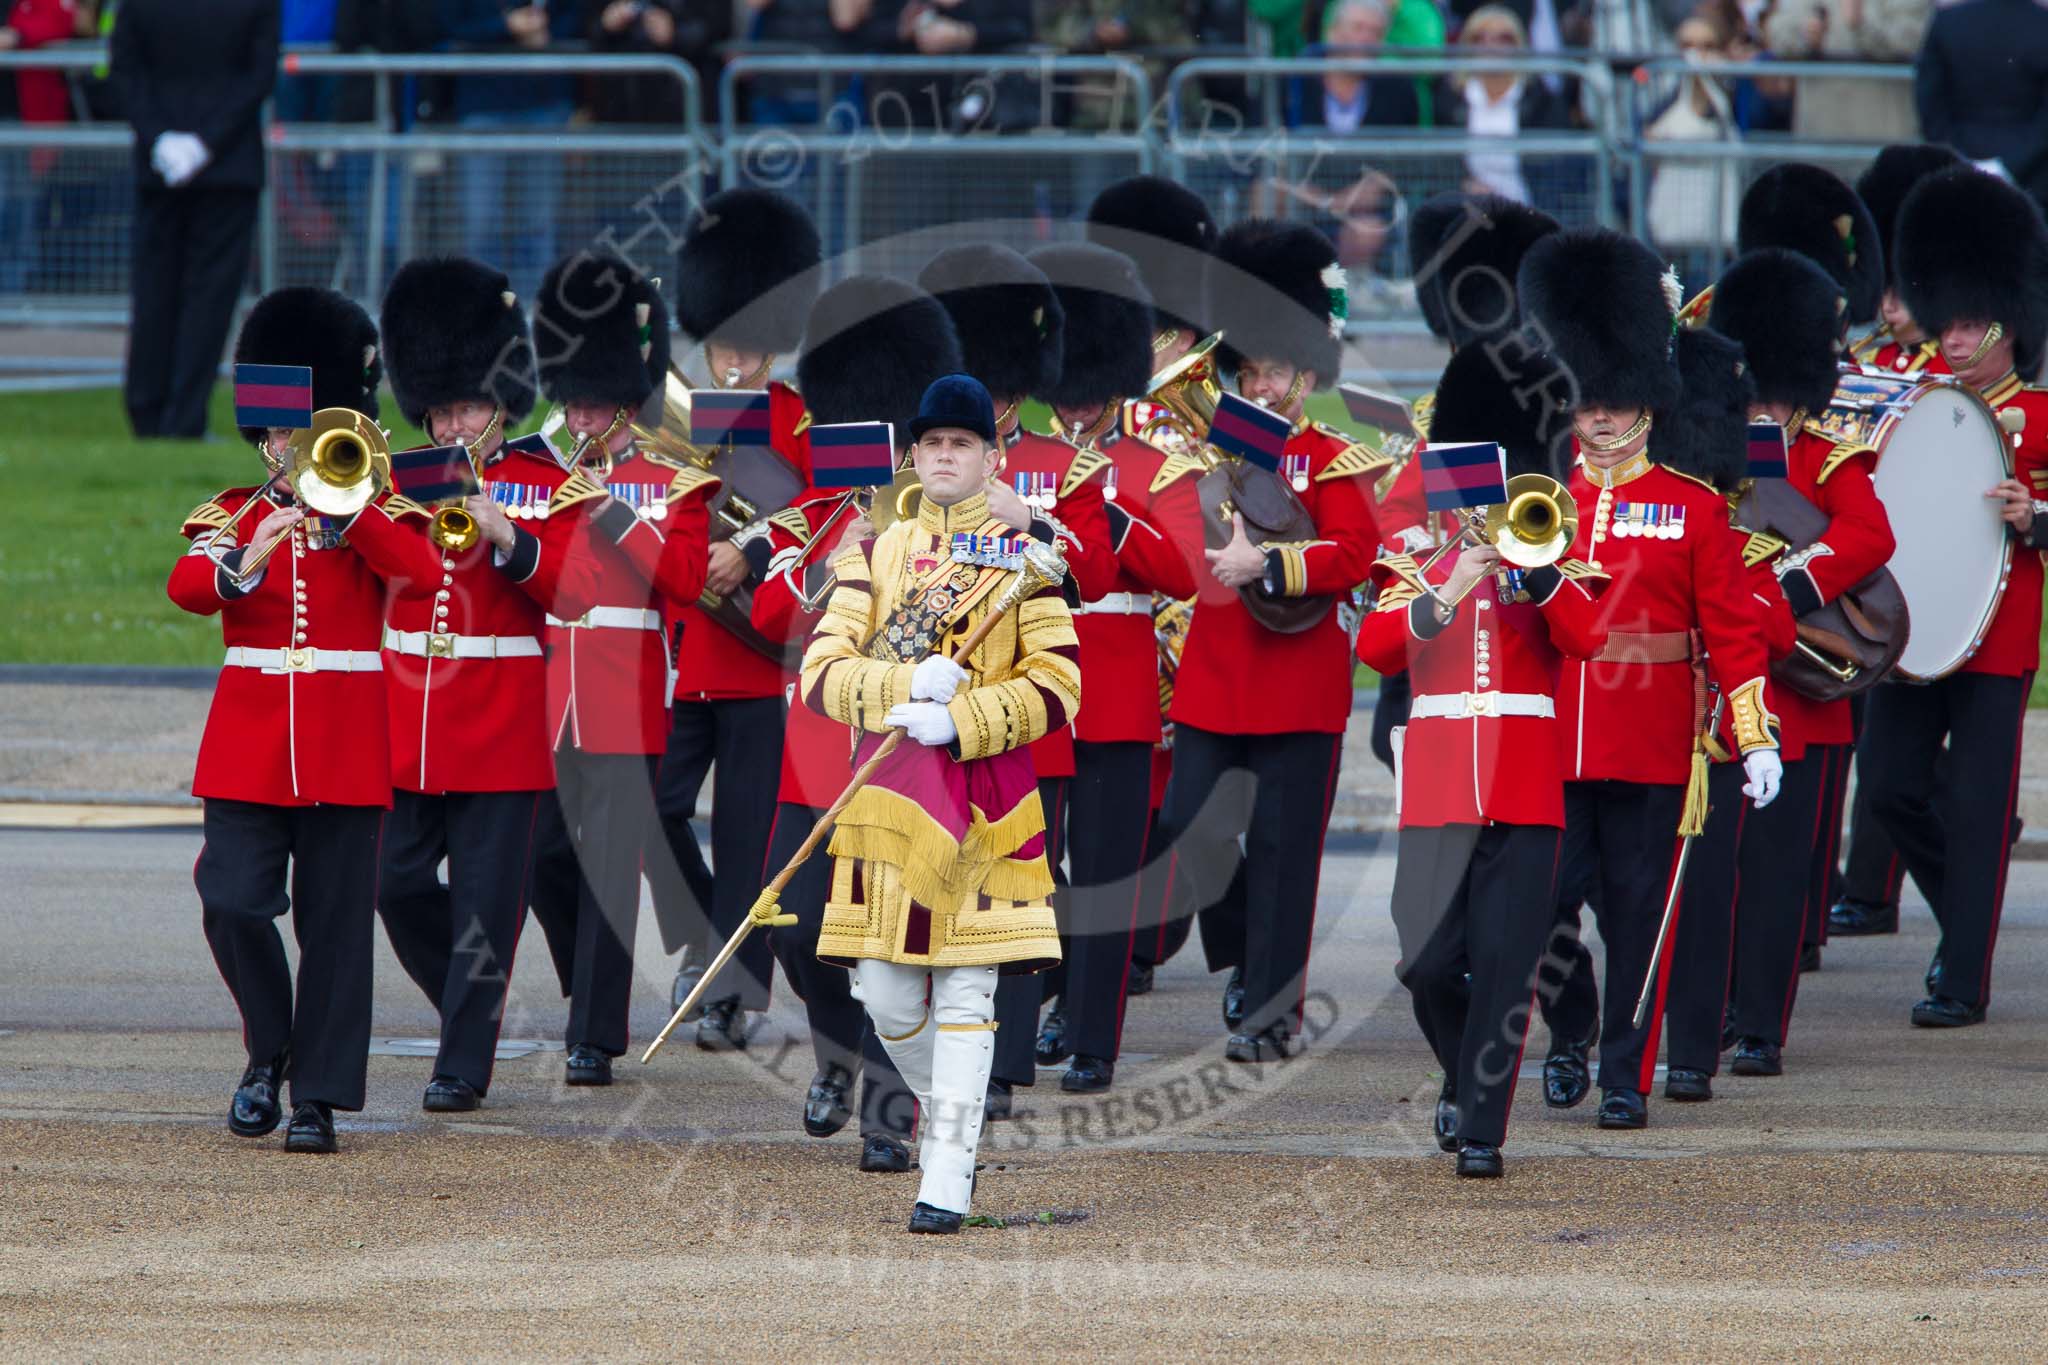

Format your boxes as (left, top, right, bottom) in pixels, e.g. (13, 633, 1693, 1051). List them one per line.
(643, 538, 1070, 1062)
(1632, 685, 1728, 1030)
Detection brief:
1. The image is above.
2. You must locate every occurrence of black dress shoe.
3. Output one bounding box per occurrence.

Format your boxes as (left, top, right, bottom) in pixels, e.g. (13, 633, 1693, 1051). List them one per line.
(1596, 1088, 1647, 1130)
(1224, 1025, 1297, 1063)
(1798, 943, 1822, 974)
(695, 998, 753, 1051)
(1060, 1055, 1114, 1093)
(1034, 1003, 1071, 1066)
(907, 1201, 963, 1234)
(859, 1134, 912, 1172)
(1455, 1142, 1503, 1178)
(1126, 961, 1154, 996)
(1730, 1037, 1783, 1075)
(1433, 1092, 1459, 1153)
(984, 1079, 1014, 1122)
(228, 1057, 285, 1137)
(422, 1075, 480, 1112)
(1542, 1036, 1592, 1109)
(1221, 966, 1246, 1030)
(1664, 1067, 1713, 1101)
(565, 1043, 613, 1087)
(283, 1101, 337, 1154)
(802, 1066, 854, 1137)
(1828, 899, 1898, 936)
(1911, 995, 1986, 1028)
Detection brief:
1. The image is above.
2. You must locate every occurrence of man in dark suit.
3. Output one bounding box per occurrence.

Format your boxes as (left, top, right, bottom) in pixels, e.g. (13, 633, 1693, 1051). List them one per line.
(1917, 0, 2048, 210)
(112, 0, 279, 439)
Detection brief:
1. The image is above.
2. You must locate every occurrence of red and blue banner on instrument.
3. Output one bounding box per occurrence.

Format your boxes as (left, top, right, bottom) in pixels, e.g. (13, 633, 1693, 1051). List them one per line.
(1746, 421, 1789, 480)
(389, 444, 481, 504)
(1207, 393, 1291, 471)
(1419, 441, 1507, 512)
(500, 431, 565, 465)
(809, 421, 898, 489)
(233, 364, 314, 431)
(689, 388, 774, 447)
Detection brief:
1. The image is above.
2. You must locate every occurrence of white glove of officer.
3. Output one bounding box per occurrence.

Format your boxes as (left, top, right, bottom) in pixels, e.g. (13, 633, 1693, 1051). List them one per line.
(1742, 748, 1782, 809)
(910, 654, 969, 703)
(150, 131, 211, 187)
(885, 701, 958, 748)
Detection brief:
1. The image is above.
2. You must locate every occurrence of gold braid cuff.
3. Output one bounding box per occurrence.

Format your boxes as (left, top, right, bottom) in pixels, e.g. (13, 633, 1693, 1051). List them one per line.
(1726, 676, 1780, 755)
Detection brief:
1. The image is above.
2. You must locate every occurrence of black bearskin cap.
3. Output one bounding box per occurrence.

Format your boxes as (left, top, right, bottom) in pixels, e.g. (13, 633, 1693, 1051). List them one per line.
(1656, 326, 1755, 494)
(233, 286, 381, 445)
(1407, 193, 1561, 349)
(916, 244, 1064, 403)
(1897, 165, 2048, 376)
(1737, 162, 1884, 326)
(1427, 345, 1575, 482)
(1206, 219, 1345, 389)
(533, 252, 672, 411)
(379, 257, 537, 429)
(1027, 242, 1155, 411)
(1085, 174, 1217, 336)
(1708, 248, 1844, 416)
(1518, 228, 1681, 413)
(796, 275, 963, 441)
(675, 188, 822, 353)
(1854, 143, 1965, 288)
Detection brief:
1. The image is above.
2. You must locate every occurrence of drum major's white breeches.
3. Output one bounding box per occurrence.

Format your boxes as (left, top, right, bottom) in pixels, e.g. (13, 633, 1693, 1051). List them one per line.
(851, 959, 999, 1215)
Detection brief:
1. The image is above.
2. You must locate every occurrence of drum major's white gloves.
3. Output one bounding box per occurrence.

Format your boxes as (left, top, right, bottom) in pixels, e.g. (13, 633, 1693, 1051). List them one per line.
(885, 701, 958, 748)
(911, 655, 969, 703)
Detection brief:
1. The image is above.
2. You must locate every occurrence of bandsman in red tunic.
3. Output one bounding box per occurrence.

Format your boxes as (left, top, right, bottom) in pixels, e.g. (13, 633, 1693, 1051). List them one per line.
(525, 252, 720, 1086)
(1158, 220, 1384, 1061)
(170, 288, 441, 1152)
(1357, 344, 1609, 1178)
(1517, 230, 1784, 1130)
(1858, 167, 2048, 1028)
(374, 257, 605, 1114)
(651, 189, 822, 1048)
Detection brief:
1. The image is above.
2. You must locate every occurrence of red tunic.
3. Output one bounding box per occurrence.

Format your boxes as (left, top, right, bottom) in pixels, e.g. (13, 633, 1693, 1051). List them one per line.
(169, 488, 442, 808)
(751, 490, 868, 809)
(382, 443, 604, 795)
(544, 451, 720, 756)
(1715, 507, 1803, 762)
(1357, 551, 1609, 827)
(1170, 422, 1382, 736)
(1855, 336, 1949, 378)
(1375, 453, 1437, 554)
(1558, 452, 1779, 786)
(672, 378, 812, 702)
(1959, 374, 2048, 678)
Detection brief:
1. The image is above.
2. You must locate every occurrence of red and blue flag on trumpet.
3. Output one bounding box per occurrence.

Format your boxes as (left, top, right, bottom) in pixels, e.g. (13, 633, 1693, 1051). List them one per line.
(233, 364, 314, 431)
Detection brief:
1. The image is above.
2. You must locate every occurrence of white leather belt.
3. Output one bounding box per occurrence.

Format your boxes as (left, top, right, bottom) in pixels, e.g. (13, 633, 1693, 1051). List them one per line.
(1078, 592, 1149, 615)
(1409, 691, 1554, 720)
(546, 607, 662, 631)
(382, 628, 543, 660)
(223, 646, 383, 674)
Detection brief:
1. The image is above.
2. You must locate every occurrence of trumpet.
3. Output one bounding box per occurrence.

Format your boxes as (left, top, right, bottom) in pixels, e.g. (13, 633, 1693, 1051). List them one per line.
(1413, 473, 1578, 608)
(205, 408, 391, 585)
(426, 407, 505, 553)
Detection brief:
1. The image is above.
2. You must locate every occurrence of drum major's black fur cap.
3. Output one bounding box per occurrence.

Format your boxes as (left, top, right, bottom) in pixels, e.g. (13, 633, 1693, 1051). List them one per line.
(1517, 228, 1681, 413)
(1427, 344, 1574, 482)
(1085, 174, 1217, 337)
(916, 244, 1064, 403)
(533, 252, 672, 412)
(1853, 143, 1965, 288)
(1737, 162, 1884, 327)
(1897, 165, 2048, 376)
(1206, 219, 1345, 389)
(1709, 248, 1844, 417)
(1656, 325, 1755, 495)
(1026, 242, 1155, 411)
(675, 188, 822, 353)
(232, 286, 382, 445)
(796, 275, 963, 440)
(379, 257, 537, 430)
(1407, 193, 1561, 350)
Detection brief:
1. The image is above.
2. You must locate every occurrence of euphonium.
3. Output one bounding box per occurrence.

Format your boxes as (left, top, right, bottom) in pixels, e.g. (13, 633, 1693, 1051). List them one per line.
(630, 365, 714, 470)
(1138, 332, 1225, 457)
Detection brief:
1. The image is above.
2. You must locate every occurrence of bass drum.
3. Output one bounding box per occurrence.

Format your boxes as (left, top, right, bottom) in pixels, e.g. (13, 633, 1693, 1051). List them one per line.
(1818, 372, 2010, 681)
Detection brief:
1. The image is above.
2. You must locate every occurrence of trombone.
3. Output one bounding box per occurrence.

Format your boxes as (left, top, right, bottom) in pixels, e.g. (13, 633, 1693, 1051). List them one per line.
(202, 408, 391, 586)
(1412, 473, 1578, 608)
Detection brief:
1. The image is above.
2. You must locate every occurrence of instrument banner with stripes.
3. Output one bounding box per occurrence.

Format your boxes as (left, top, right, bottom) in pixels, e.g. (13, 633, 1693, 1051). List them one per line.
(390, 444, 480, 503)
(1747, 421, 1789, 480)
(1420, 441, 1507, 511)
(810, 421, 898, 488)
(689, 389, 774, 447)
(1208, 393, 1290, 471)
(232, 364, 313, 431)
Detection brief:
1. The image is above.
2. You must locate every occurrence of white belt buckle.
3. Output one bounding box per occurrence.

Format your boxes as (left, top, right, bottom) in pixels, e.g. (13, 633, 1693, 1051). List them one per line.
(284, 646, 314, 673)
(427, 632, 455, 659)
(1464, 691, 1498, 719)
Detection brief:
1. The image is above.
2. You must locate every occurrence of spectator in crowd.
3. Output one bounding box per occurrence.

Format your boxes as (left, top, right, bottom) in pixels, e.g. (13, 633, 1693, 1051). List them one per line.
(1434, 4, 1583, 214)
(1038, 0, 1188, 127)
(1287, 0, 1423, 128)
(1641, 6, 1743, 292)
(742, 0, 860, 124)
(1763, 0, 1926, 143)
(842, 0, 1032, 128)
(436, 0, 584, 297)
(590, 1, 731, 123)
(1283, 0, 1443, 61)
(112, 0, 279, 439)
(0, 0, 97, 292)
(1916, 0, 2048, 208)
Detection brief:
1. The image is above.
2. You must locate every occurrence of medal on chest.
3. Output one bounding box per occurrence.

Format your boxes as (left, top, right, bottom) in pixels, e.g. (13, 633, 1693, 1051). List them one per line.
(1610, 500, 1686, 540)
(1011, 469, 1058, 511)
(491, 481, 553, 521)
(609, 479, 668, 521)
(1282, 452, 1312, 492)
(299, 515, 348, 552)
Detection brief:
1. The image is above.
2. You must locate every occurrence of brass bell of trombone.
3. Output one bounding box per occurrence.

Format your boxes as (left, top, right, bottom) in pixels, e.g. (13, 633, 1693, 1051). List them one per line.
(1484, 473, 1578, 568)
(226, 408, 392, 583)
